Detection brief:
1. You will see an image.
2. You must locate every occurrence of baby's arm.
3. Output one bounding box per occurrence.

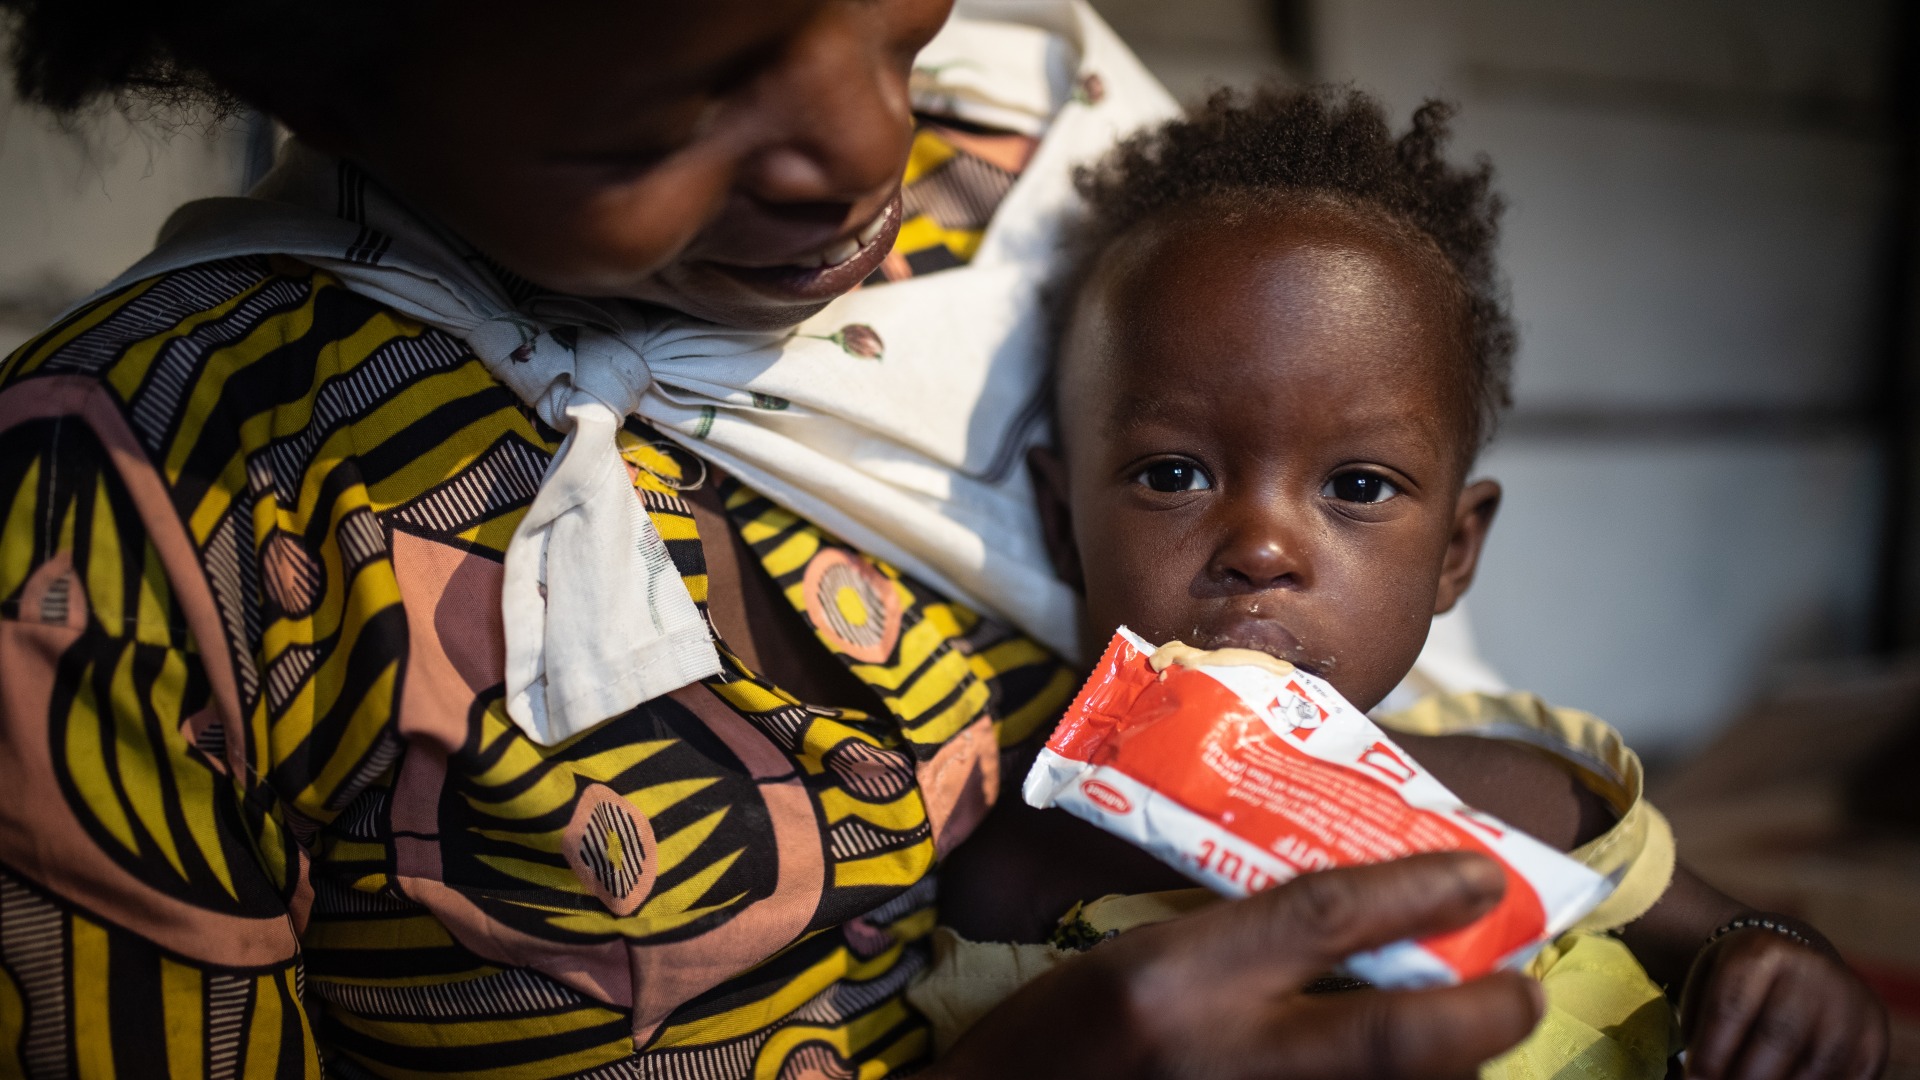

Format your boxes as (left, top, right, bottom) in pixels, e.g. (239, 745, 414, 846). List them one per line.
(1408, 734, 1887, 1080)
(1393, 732, 1615, 851)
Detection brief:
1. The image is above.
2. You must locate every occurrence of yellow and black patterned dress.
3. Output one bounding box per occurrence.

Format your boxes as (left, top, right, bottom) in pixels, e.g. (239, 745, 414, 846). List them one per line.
(0, 125, 1068, 1079)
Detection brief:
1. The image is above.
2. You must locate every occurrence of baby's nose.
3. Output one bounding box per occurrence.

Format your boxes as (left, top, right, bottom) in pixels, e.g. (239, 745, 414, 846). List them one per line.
(1212, 533, 1309, 592)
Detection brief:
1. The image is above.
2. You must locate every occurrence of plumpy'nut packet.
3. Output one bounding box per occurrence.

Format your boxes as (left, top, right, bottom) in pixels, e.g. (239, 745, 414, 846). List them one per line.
(1022, 628, 1615, 988)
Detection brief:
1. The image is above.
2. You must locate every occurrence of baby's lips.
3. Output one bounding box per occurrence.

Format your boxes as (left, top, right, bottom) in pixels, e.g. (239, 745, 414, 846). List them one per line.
(1189, 615, 1315, 671)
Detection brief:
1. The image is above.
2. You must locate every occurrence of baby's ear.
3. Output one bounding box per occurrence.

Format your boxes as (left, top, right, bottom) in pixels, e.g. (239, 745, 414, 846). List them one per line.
(1434, 478, 1501, 615)
(1027, 445, 1085, 593)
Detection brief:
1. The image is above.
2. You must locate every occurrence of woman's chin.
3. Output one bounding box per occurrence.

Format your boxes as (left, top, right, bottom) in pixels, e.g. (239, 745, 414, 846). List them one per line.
(638, 282, 837, 331)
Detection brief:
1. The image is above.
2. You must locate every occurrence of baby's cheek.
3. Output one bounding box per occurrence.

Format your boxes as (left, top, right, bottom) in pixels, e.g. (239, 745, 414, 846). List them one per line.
(1080, 536, 1193, 638)
(1084, 563, 1186, 640)
(1316, 575, 1440, 704)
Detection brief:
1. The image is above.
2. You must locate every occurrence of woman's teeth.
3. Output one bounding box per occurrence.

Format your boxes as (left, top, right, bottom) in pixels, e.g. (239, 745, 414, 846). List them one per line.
(792, 212, 891, 269)
(819, 238, 862, 267)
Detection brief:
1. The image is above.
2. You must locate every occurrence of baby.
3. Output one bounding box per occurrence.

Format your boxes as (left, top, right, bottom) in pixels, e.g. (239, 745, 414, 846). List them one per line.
(935, 86, 1886, 1078)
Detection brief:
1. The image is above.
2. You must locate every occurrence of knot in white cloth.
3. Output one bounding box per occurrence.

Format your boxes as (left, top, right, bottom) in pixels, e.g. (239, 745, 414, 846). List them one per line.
(471, 313, 656, 429)
(458, 312, 719, 745)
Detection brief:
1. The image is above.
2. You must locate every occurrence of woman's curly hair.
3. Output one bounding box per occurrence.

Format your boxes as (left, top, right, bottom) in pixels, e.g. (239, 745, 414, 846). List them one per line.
(0, 0, 410, 120)
(1061, 84, 1516, 454)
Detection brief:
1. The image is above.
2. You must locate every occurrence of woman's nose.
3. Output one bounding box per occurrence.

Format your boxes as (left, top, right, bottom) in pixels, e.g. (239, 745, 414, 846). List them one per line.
(1210, 510, 1311, 592)
(739, 6, 915, 206)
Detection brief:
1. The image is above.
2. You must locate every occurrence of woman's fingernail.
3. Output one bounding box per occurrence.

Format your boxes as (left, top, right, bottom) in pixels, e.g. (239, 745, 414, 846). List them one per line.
(1456, 856, 1505, 900)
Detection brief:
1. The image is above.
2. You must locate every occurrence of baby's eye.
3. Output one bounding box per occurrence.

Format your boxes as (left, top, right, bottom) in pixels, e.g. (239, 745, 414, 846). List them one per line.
(1136, 460, 1213, 493)
(1321, 472, 1399, 504)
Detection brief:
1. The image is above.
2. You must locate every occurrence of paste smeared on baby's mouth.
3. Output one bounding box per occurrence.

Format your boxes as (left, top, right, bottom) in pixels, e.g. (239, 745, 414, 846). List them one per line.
(1147, 640, 1296, 679)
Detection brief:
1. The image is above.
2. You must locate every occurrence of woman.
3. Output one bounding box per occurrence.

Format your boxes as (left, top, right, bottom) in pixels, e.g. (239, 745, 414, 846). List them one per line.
(0, 0, 1542, 1075)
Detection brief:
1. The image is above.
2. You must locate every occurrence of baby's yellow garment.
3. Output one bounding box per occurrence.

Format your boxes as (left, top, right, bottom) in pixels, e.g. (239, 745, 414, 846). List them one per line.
(1483, 932, 1678, 1079)
(908, 892, 1215, 1050)
(912, 691, 1682, 1076)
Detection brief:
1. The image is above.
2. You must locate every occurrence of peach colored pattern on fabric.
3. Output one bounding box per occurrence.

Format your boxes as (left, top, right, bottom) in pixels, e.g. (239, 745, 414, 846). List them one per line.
(0, 376, 248, 758)
(0, 377, 299, 968)
(389, 682, 832, 1045)
(390, 531, 504, 746)
(386, 535, 636, 1005)
(564, 784, 660, 917)
(918, 715, 1000, 857)
(802, 549, 905, 664)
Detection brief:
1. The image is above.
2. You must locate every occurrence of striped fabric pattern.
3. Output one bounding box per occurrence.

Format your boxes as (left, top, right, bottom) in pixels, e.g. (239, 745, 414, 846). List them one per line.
(0, 258, 1073, 1078)
(865, 119, 1041, 285)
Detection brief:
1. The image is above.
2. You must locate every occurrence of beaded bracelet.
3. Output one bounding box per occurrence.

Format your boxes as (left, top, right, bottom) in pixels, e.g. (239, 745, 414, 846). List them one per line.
(1709, 915, 1815, 950)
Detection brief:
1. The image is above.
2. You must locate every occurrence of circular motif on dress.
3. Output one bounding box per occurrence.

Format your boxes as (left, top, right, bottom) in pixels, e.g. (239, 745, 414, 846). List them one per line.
(564, 784, 658, 917)
(261, 531, 324, 616)
(822, 738, 915, 803)
(800, 550, 903, 664)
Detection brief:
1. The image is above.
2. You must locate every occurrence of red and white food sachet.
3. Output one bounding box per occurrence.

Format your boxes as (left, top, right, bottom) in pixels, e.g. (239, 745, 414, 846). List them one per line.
(1022, 628, 1615, 988)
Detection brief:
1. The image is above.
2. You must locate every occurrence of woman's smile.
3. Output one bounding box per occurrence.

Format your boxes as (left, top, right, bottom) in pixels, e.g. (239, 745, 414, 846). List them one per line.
(694, 189, 903, 304)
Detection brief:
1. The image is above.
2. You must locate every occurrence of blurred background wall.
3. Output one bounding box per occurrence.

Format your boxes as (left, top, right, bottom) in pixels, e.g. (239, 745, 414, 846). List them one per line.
(0, 1, 1912, 762)
(0, 100, 251, 351)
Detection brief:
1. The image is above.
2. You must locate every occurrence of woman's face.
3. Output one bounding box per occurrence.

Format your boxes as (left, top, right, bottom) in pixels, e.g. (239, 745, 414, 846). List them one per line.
(319, 0, 950, 329)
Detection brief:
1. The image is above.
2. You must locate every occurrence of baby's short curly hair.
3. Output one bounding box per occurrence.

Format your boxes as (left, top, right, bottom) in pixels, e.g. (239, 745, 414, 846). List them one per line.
(1060, 84, 1515, 455)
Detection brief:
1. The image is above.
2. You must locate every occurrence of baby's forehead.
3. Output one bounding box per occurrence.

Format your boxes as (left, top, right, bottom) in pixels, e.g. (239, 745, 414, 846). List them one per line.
(1057, 202, 1476, 439)
(1093, 197, 1461, 319)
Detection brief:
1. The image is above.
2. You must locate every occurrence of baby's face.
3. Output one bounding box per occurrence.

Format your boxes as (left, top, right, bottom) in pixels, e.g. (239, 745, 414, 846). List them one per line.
(1035, 203, 1500, 712)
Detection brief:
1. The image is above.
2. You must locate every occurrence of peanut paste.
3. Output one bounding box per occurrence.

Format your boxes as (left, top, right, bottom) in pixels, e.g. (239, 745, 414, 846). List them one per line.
(1147, 640, 1297, 680)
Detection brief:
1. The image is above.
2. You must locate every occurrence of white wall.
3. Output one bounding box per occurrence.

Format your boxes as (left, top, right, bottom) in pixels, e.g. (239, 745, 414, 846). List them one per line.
(1474, 438, 1880, 748)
